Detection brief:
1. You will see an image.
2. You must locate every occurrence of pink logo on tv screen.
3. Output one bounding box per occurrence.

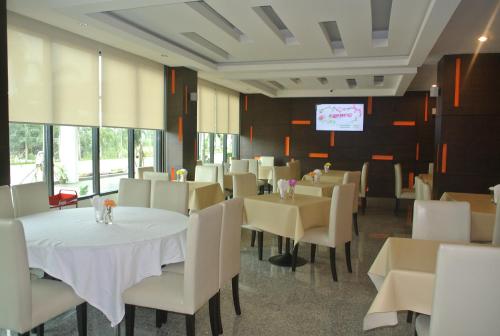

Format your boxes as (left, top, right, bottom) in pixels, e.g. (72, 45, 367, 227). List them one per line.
(316, 104, 364, 131)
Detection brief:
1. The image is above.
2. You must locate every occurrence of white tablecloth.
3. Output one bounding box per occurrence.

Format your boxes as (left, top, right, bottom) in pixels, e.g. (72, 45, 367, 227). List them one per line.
(20, 207, 188, 326)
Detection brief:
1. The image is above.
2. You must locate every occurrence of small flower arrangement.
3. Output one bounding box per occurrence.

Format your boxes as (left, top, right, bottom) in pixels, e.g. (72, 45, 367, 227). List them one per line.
(313, 169, 322, 183)
(288, 179, 297, 199)
(176, 168, 188, 182)
(324, 162, 332, 173)
(104, 199, 116, 208)
(288, 179, 297, 187)
(103, 199, 116, 224)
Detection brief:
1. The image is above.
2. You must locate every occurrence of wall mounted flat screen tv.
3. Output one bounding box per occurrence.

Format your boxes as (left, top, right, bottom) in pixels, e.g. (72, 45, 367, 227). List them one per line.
(316, 104, 364, 131)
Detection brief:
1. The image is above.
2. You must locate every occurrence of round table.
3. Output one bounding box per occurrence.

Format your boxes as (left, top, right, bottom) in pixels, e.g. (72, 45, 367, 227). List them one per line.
(20, 207, 188, 326)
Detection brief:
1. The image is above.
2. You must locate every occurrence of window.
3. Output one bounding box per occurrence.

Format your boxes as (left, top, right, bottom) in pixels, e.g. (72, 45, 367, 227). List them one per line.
(198, 133, 211, 163)
(9, 123, 46, 185)
(198, 132, 239, 164)
(99, 127, 129, 193)
(214, 133, 224, 164)
(134, 129, 156, 173)
(227, 134, 237, 161)
(53, 126, 93, 197)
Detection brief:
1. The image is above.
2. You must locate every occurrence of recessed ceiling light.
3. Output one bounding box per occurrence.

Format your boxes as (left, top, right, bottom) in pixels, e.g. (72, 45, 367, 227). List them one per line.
(478, 36, 488, 42)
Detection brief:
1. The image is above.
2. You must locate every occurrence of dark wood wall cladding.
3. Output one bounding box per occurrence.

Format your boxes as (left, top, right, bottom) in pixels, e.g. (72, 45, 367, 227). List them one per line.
(0, 1, 9, 185)
(165, 67, 197, 180)
(434, 54, 500, 197)
(240, 92, 435, 197)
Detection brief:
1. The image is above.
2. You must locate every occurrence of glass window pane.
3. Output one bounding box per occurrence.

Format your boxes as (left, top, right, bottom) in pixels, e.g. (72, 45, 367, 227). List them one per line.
(9, 123, 45, 185)
(227, 134, 234, 161)
(53, 126, 93, 197)
(214, 133, 224, 164)
(198, 133, 211, 163)
(100, 127, 128, 193)
(134, 129, 156, 173)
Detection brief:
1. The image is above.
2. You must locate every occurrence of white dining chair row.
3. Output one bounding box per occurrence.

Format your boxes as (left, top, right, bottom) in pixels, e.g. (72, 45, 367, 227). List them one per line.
(0, 182, 49, 219)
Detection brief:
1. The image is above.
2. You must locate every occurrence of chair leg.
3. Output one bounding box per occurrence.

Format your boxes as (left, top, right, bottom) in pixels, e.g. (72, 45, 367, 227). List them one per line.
(208, 296, 218, 336)
(257, 231, 263, 260)
(250, 230, 256, 247)
(36, 324, 44, 336)
(76, 302, 87, 336)
(361, 197, 366, 214)
(156, 310, 167, 328)
(232, 274, 241, 315)
(310, 244, 317, 263)
(407, 311, 414, 323)
(186, 314, 195, 336)
(353, 213, 359, 236)
(345, 241, 352, 273)
(277, 236, 283, 254)
(125, 304, 135, 336)
(216, 291, 223, 334)
(329, 247, 338, 282)
(291, 243, 299, 272)
(394, 198, 400, 214)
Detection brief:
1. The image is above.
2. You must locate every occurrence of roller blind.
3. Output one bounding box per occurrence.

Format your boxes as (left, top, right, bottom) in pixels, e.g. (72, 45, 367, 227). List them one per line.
(7, 13, 99, 126)
(197, 79, 240, 134)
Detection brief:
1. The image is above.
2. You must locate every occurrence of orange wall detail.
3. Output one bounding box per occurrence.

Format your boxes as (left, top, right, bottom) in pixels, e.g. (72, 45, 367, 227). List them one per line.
(184, 85, 188, 115)
(291, 120, 311, 125)
(392, 121, 416, 126)
(329, 131, 335, 147)
(454, 58, 461, 107)
(416, 143, 420, 161)
(367, 97, 373, 115)
(424, 94, 429, 122)
(371, 154, 394, 161)
(249, 126, 253, 143)
(170, 167, 175, 181)
(441, 143, 448, 173)
(409, 172, 414, 189)
(178, 117, 183, 143)
(244, 96, 248, 111)
(308, 153, 328, 158)
(171, 69, 176, 95)
(284, 136, 290, 156)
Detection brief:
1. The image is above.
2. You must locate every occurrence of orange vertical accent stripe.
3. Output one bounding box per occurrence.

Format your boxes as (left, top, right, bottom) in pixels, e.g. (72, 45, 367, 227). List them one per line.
(178, 117, 183, 142)
(367, 97, 373, 115)
(409, 172, 414, 189)
(436, 143, 441, 173)
(371, 154, 393, 161)
(171, 69, 176, 95)
(392, 121, 416, 126)
(184, 85, 188, 115)
(249, 126, 253, 143)
(416, 143, 420, 161)
(424, 94, 429, 122)
(308, 153, 329, 158)
(244, 96, 248, 111)
(170, 167, 175, 181)
(284, 136, 290, 156)
(441, 144, 447, 173)
(329, 131, 335, 147)
(291, 120, 311, 125)
(454, 58, 461, 107)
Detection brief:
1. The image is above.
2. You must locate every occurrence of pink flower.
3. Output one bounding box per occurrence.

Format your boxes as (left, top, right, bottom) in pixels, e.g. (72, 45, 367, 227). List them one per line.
(289, 179, 297, 187)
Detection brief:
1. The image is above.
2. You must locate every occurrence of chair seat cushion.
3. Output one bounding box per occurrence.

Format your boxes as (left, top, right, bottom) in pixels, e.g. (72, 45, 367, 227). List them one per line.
(415, 314, 430, 336)
(31, 279, 84, 330)
(400, 188, 415, 199)
(162, 262, 184, 274)
(300, 227, 334, 248)
(123, 272, 193, 315)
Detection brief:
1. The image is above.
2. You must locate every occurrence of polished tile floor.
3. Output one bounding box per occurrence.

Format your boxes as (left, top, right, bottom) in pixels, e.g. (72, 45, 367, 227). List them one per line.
(2, 203, 417, 336)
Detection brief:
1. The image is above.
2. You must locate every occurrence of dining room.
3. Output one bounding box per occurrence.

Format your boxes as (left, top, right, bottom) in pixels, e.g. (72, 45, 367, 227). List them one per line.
(1, 1, 500, 336)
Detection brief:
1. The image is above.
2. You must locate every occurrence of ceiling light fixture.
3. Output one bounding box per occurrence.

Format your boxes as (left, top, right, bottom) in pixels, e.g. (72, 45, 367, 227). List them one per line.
(478, 36, 488, 42)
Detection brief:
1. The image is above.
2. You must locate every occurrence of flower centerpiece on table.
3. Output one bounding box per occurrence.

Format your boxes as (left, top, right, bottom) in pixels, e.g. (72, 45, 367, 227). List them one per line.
(176, 168, 188, 182)
(324, 162, 332, 173)
(103, 199, 116, 225)
(313, 169, 322, 183)
(288, 179, 297, 199)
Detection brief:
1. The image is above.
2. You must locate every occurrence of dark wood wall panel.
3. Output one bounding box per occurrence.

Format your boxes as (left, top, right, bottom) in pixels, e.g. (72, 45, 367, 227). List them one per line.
(240, 92, 435, 197)
(0, 1, 9, 185)
(434, 54, 500, 196)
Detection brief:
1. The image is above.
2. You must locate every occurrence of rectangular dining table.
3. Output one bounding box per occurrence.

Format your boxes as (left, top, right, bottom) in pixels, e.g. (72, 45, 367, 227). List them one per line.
(440, 192, 496, 241)
(294, 180, 336, 197)
(302, 170, 347, 184)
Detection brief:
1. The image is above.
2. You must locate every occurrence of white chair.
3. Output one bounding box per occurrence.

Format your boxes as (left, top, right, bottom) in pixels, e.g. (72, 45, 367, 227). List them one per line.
(11, 182, 49, 217)
(260, 156, 274, 166)
(0, 219, 87, 336)
(394, 163, 415, 213)
(230, 160, 249, 173)
(286, 160, 301, 181)
(0, 185, 14, 219)
(123, 204, 223, 336)
(360, 162, 369, 213)
(245, 159, 265, 193)
(493, 201, 500, 245)
(137, 166, 154, 179)
(118, 178, 151, 207)
(415, 244, 500, 336)
(299, 183, 355, 281)
(195, 165, 217, 183)
(271, 166, 291, 193)
(151, 180, 189, 216)
(428, 162, 434, 175)
(196, 160, 203, 166)
(422, 181, 432, 201)
(343, 171, 361, 236)
(412, 200, 471, 242)
(233, 173, 264, 259)
(143, 171, 169, 182)
(415, 176, 424, 200)
(204, 163, 226, 194)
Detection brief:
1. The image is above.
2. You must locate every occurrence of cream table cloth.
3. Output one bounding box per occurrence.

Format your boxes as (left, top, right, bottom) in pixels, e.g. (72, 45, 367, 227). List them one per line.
(243, 194, 330, 243)
(440, 192, 495, 241)
(20, 207, 188, 326)
(302, 170, 347, 184)
(187, 181, 225, 211)
(294, 181, 336, 197)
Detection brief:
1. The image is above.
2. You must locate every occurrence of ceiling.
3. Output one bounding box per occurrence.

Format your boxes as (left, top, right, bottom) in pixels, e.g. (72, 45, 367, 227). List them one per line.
(6, 0, 469, 97)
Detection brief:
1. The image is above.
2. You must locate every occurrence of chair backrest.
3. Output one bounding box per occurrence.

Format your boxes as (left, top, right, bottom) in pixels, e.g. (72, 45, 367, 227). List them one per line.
(0, 219, 32, 333)
(422, 181, 432, 201)
(271, 166, 291, 193)
(245, 159, 259, 178)
(429, 244, 500, 336)
(394, 163, 402, 198)
(260, 156, 274, 166)
(233, 173, 257, 198)
(195, 165, 217, 183)
(328, 183, 355, 247)
(428, 162, 434, 175)
(412, 200, 471, 242)
(230, 160, 249, 173)
(0, 185, 14, 219)
(203, 163, 224, 190)
(414, 176, 423, 200)
(286, 160, 301, 180)
(196, 160, 203, 166)
(219, 198, 244, 287)
(11, 182, 49, 217)
(360, 162, 369, 197)
(118, 178, 151, 207)
(343, 171, 361, 214)
(137, 166, 154, 179)
(493, 201, 500, 245)
(151, 180, 189, 215)
(143, 171, 169, 182)
(183, 204, 223, 313)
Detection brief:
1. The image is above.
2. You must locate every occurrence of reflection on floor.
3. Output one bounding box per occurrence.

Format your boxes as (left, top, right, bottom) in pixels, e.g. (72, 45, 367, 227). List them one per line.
(2, 204, 416, 336)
